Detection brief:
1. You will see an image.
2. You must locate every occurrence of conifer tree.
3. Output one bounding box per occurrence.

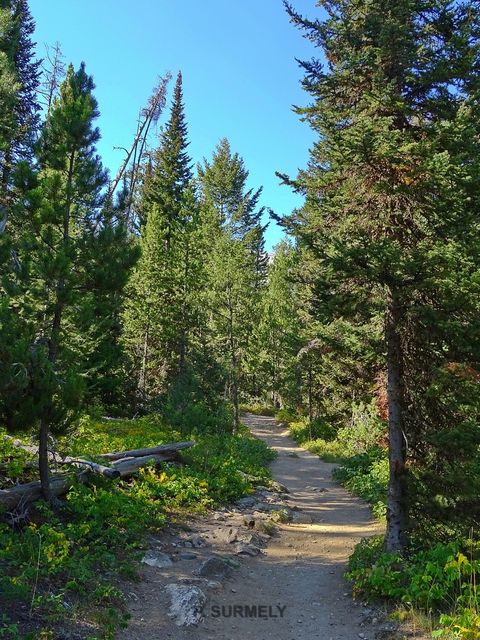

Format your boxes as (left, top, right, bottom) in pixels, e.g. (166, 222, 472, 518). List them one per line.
(124, 71, 200, 405)
(0, 0, 40, 212)
(26, 62, 107, 500)
(283, 0, 480, 550)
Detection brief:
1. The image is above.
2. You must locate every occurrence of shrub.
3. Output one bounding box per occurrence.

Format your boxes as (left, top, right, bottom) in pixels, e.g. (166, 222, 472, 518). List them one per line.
(347, 537, 480, 639)
(239, 403, 276, 417)
(334, 448, 388, 518)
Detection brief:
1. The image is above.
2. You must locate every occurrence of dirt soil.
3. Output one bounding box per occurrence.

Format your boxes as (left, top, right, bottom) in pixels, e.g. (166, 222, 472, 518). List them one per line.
(117, 414, 421, 640)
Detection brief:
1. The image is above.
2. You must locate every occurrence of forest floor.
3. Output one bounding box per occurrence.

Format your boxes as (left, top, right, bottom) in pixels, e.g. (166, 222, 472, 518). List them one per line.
(117, 414, 426, 640)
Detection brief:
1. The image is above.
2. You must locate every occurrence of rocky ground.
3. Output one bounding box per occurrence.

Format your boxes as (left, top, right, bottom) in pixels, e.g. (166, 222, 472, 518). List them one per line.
(117, 414, 429, 640)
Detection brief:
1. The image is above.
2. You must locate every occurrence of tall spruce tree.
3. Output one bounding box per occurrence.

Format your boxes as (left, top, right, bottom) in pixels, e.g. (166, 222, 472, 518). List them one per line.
(124, 71, 200, 406)
(283, 0, 480, 551)
(198, 139, 269, 422)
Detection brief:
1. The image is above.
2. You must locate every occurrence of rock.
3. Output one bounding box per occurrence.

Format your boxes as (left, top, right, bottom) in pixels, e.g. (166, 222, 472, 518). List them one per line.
(235, 542, 261, 556)
(291, 511, 313, 524)
(184, 541, 193, 548)
(236, 496, 257, 509)
(165, 584, 207, 627)
(179, 552, 198, 560)
(252, 502, 278, 513)
(186, 535, 207, 548)
(196, 556, 232, 580)
(206, 580, 222, 590)
(287, 451, 299, 457)
(237, 531, 264, 547)
(270, 480, 289, 493)
(210, 526, 239, 544)
(141, 550, 173, 568)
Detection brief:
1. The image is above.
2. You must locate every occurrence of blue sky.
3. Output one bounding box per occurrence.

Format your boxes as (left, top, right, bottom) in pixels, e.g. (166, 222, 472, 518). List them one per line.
(29, 0, 320, 250)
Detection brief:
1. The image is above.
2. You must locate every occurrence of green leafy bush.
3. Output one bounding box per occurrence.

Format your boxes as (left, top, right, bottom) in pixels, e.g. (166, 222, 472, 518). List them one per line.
(347, 537, 480, 639)
(239, 403, 276, 417)
(334, 448, 388, 518)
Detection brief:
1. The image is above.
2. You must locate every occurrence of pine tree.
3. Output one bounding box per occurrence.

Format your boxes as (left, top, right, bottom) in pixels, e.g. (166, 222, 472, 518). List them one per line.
(284, 0, 480, 550)
(198, 139, 269, 399)
(0, 0, 40, 211)
(25, 62, 107, 501)
(76, 196, 140, 412)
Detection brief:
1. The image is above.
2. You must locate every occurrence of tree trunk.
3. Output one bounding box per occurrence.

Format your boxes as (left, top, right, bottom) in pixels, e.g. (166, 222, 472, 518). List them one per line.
(38, 417, 53, 502)
(385, 292, 407, 553)
(39, 150, 75, 503)
(228, 295, 239, 433)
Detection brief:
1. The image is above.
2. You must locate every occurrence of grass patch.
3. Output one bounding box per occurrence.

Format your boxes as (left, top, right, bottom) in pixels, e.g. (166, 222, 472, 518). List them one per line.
(0, 415, 275, 639)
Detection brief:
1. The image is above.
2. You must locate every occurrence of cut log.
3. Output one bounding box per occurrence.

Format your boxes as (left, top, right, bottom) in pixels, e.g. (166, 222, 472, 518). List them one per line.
(98, 441, 193, 461)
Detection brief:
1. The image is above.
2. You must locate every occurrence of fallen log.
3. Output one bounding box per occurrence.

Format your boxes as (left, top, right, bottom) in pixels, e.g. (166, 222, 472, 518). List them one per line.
(97, 441, 193, 461)
(2, 435, 193, 477)
(57, 457, 120, 479)
(0, 472, 88, 511)
(110, 453, 178, 476)
(0, 443, 191, 511)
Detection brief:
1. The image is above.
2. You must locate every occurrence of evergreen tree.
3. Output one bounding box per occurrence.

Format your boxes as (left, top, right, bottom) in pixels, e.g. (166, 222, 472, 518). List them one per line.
(25, 62, 107, 500)
(124, 71, 201, 406)
(258, 241, 303, 409)
(283, 0, 480, 551)
(0, 0, 40, 210)
(76, 196, 140, 412)
(198, 139, 269, 401)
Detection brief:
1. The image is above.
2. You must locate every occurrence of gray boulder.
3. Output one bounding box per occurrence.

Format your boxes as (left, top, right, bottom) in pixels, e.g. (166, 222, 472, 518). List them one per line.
(165, 584, 207, 627)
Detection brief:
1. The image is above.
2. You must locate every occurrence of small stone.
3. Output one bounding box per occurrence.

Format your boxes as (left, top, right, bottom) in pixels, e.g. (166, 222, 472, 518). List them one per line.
(197, 556, 232, 580)
(142, 550, 173, 568)
(179, 552, 198, 560)
(210, 526, 239, 544)
(184, 541, 193, 548)
(207, 580, 222, 590)
(234, 542, 261, 556)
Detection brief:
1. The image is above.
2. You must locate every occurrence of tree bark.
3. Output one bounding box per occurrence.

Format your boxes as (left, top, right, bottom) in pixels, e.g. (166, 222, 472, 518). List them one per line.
(385, 291, 408, 553)
(97, 440, 193, 461)
(39, 149, 75, 503)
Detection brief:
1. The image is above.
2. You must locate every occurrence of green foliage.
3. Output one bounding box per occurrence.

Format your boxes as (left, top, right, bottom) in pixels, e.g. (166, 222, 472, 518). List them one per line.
(334, 449, 388, 519)
(239, 403, 276, 417)
(347, 538, 480, 639)
(0, 414, 274, 637)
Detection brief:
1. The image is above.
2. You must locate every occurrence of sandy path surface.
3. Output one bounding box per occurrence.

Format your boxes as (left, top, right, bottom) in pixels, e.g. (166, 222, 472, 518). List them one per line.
(118, 413, 382, 640)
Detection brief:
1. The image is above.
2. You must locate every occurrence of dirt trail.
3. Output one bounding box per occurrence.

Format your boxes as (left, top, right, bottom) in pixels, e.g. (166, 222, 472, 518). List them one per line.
(119, 414, 382, 640)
